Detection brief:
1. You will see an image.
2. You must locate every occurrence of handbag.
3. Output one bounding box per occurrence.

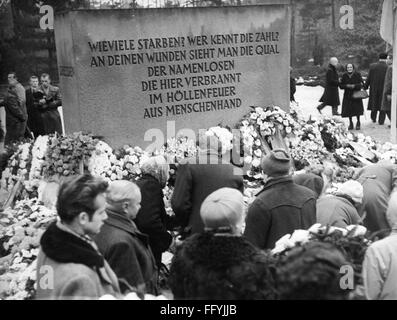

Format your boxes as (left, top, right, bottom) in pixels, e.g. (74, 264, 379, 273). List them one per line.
(352, 89, 369, 100)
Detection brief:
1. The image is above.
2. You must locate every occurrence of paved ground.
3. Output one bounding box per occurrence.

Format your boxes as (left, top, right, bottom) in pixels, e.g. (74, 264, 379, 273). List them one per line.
(295, 85, 392, 144)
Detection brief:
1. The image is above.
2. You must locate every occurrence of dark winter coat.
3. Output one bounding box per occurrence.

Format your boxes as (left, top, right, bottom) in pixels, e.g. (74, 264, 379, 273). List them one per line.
(38, 84, 62, 135)
(381, 66, 393, 112)
(317, 195, 362, 228)
(169, 232, 276, 300)
(3, 83, 27, 144)
(26, 87, 45, 137)
(356, 164, 397, 235)
(365, 61, 388, 111)
(135, 174, 173, 268)
(339, 71, 364, 118)
(36, 221, 120, 300)
(171, 152, 244, 235)
(94, 210, 158, 295)
(244, 176, 317, 250)
(319, 64, 340, 107)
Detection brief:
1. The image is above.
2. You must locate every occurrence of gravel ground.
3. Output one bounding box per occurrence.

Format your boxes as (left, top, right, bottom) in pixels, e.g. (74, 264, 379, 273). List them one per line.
(295, 85, 392, 144)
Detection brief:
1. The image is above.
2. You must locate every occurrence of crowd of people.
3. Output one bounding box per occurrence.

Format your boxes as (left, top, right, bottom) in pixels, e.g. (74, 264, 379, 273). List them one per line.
(28, 133, 397, 300)
(0, 72, 63, 146)
(314, 53, 394, 130)
(1, 56, 397, 301)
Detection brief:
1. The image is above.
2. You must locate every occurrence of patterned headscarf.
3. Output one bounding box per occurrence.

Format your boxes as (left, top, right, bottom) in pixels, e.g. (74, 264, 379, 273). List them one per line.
(140, 155, 169, 188)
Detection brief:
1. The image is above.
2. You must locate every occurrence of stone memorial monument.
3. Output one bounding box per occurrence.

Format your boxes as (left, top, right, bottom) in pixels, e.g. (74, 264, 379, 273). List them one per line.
(54, 4, 290, 147)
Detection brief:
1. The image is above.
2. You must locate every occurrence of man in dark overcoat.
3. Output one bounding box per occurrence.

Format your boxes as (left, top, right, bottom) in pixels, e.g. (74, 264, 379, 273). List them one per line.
(94, 180, 158, 295)
(317, 57, 341, 116)
(244, 149, 317, 250)
(171, 134, 244, 236)
(365, 53, 389, 124)
(38, 73, 63, 135)
(2, 72, 27, 144)
(26, 75, 45, 138)
(381, 64, 393, 125)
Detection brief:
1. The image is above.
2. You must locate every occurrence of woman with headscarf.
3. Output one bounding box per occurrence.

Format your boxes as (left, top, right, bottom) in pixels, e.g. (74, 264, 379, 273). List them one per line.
(339, 63, 365, 130)
(316, 180, 364, 228)
(135, 155, 172, 269)
(169, 188, 276, 300)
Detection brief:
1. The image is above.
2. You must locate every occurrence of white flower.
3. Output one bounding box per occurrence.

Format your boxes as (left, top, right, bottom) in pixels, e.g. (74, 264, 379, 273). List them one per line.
(272, 234, 294, 255)
(252, 158, 261, 168)
(255, 139, 261, 147)
(308, 223, 323, 234)
(254, 149, 262, 158)
(289, 230, 311, 244)
(124, 292, 141, 300)
(328, 226, 348, 236)
(244, 156, 253, 164)
(346, 225, 367, 237)
(250, 113, 259, 120)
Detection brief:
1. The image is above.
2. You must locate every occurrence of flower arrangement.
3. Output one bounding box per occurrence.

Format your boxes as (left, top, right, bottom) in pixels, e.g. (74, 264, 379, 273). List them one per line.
(334, 147, 363, 168)
(240, 106, 299, 139)
(272, 224, 370, 289)
(203, 126, 234, 155)
(290, 140, 328, 171)
(0, 198, 56, 300)
(238, 106, 299, 178)
(114, 145, 149, 181)
(319, 117, 349, 152)
(43, 133, 99, 178)
(88, 141, 115, 180)
(160, 136, 197, 164)
(1, 142, 33, 191)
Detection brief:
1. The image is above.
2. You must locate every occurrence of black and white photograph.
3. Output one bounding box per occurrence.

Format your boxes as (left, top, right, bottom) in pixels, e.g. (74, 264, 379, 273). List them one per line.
(1, 0, 397, 305)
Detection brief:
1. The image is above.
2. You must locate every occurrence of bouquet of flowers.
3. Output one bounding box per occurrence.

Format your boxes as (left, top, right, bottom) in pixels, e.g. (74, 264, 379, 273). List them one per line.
(272, 224, 370, 289)
(114, 145, 149, 181)
(160, 136, 197, 164)
(289, 140, 328, 171)
(43, 133, 99, 178)
(319, 117, 349, 152)
(334, 147, 363, 168)
(375, 142, 397, 164)
(240, 106, 299, 140)
(289, 101, 303, 123)
(238, 106, 299, 178)
(0, 198, 56, 300)
(88, 141, 114, 180)
(203, 126, 234, 155)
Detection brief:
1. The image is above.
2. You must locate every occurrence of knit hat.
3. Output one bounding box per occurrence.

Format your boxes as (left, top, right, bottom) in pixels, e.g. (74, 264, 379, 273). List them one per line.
(200, 188, 244, 230)
(337, 180, 364, 204)
(261, 149, 291, 177)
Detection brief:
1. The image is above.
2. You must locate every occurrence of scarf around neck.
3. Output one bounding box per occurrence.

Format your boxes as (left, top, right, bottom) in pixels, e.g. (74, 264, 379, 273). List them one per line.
(40, 222, 105, 269)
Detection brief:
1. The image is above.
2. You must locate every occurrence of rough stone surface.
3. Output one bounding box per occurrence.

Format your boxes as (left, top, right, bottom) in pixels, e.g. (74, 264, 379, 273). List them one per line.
(55, 6, 290, 148)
